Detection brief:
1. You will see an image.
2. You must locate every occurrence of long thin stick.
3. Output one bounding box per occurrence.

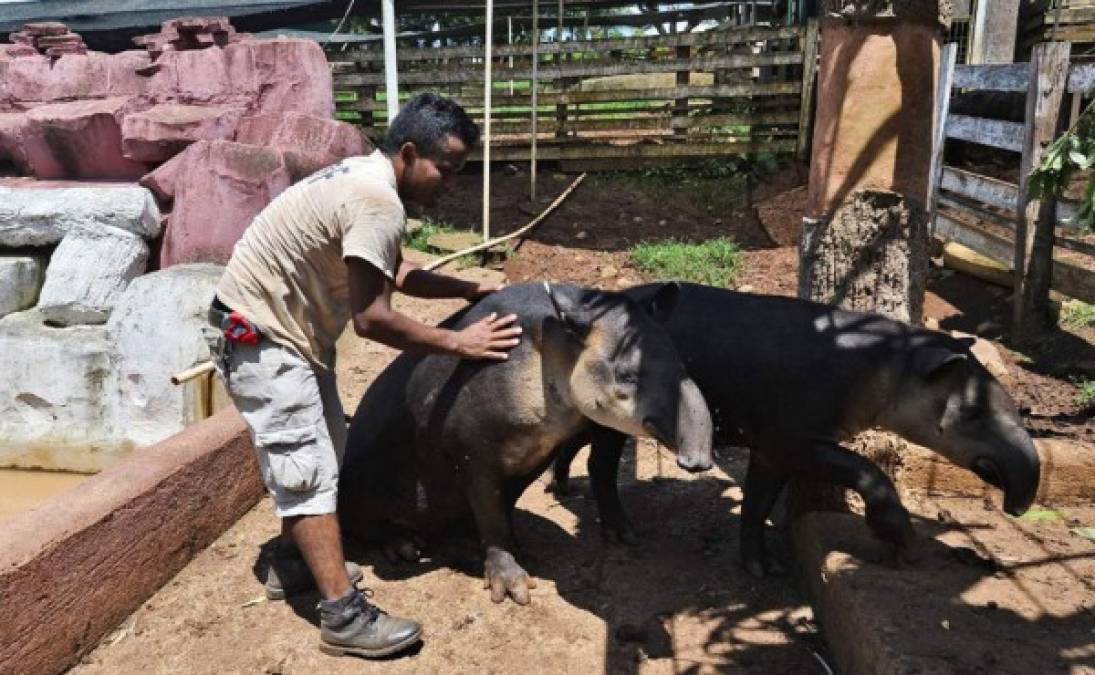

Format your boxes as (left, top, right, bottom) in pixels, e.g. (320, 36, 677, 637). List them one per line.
(483, 0, 493, 242)
(424, 173, 586, 271)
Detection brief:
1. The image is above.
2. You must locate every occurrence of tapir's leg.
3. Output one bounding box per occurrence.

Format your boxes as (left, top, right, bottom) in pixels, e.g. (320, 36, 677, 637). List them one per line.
(587, 428, 638, 545)
(740, 451, 790, 578)
(467, 473, 538, 605)
(547, 435, 587, 495)
(792, 441, 916, 560)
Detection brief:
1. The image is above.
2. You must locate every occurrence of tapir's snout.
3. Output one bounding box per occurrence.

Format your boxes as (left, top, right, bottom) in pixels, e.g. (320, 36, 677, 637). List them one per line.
(971, 430, 1040, 517)
(645, 378, 713, 473)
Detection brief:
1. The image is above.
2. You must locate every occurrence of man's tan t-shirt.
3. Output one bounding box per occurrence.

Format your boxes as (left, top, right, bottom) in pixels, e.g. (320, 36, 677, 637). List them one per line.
(216, 151, 405, 369)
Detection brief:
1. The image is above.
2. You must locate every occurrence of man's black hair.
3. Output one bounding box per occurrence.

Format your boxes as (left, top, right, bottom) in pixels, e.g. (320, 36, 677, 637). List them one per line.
(379, 93, 479, 158)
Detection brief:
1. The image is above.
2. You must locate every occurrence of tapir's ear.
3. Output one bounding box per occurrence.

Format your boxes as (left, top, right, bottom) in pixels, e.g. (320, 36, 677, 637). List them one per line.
(642, 282, 681, 323)
(914, 347, 967, 378)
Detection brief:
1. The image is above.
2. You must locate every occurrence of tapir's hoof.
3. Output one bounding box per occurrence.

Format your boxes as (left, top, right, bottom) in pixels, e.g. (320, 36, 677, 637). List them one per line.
(383, 536, 426, 563)
(484, 548, 537, 605)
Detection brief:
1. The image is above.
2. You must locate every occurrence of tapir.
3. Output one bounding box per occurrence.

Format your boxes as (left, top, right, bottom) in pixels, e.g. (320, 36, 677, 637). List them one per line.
(338, 281, 714, 604)
(552, 283, 1042, 577)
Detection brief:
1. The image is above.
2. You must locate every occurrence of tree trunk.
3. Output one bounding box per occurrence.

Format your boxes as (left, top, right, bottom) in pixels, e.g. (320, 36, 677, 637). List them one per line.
(791, 0, 952, 514)
(799, 189, 929, 324)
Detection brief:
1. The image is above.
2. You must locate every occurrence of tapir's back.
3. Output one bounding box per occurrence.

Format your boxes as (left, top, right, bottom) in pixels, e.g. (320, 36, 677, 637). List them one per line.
(629, 283, 920, 444)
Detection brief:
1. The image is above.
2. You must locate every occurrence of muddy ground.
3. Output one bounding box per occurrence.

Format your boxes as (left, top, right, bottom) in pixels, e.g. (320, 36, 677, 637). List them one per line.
(76, 165, 1093, 674)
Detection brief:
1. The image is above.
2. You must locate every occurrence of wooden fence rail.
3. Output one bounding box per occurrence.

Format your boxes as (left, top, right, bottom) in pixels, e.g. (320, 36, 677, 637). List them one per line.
(928, 42, 1095, 338)
(330, 21, 819, 169)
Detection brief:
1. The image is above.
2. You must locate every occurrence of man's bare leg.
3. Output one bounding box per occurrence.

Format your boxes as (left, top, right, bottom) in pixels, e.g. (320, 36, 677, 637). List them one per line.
(283, 513, 353, 601)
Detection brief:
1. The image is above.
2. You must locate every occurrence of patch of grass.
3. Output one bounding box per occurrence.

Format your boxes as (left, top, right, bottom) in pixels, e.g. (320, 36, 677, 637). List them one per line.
(1076, 378, 1095, 407)
(402, 217, 456, 253)
(630, 237, 743, 287)
(1060, 300, 1095, 330)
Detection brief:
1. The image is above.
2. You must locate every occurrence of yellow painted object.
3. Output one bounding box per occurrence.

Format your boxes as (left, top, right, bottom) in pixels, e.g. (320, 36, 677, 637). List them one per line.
(942, 241, 1013, 289)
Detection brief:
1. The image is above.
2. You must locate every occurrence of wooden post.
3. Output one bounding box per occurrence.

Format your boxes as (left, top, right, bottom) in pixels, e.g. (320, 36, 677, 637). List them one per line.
(1015, 41, 1071, 338)
(927, 42, 958, 236)
(531, 0, 539, 202)
(674, 44, 690, 139)
(555, 0, 567, 140)
(381, 0, 399, 123)
(483, 0, 493, 241)
(796, 19, 819, 160)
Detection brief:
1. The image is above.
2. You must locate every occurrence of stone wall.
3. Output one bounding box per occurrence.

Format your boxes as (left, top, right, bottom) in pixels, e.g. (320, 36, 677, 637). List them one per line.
(0, 17, 372, 470)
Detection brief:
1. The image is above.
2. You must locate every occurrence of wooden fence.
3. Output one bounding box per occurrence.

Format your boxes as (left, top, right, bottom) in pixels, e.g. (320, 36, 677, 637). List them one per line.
(1022, 0, 1095, 60)
(329, 21, 818, 170)
(928, 41, 1095, 334)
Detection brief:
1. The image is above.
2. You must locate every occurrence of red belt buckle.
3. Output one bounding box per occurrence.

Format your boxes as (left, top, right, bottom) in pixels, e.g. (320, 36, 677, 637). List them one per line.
(224, 311, 260, 345)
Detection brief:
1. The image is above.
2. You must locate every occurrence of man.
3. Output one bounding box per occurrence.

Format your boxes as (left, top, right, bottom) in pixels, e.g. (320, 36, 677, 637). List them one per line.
(206, 93, 521, 659)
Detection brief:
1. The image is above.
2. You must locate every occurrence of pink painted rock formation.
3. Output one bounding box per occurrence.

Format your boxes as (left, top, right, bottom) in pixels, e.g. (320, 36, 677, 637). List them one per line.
(23, 97, 147, 179)
(235, 111, 372, 179)
(142, 140, 292, 266)
(1, 51, 149, 105)
(122, 104, 243, 163)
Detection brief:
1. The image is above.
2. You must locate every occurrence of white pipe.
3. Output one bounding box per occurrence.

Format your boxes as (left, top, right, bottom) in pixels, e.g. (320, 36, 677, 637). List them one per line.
(531, 0, 539, 203)
(508, 15, 514, 96)
(483, 0, 493, 241)
(381, 0, 399, 123)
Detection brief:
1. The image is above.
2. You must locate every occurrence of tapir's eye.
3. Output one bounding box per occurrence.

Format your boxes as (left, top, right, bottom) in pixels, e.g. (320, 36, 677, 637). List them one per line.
(616, 371, 639, 385)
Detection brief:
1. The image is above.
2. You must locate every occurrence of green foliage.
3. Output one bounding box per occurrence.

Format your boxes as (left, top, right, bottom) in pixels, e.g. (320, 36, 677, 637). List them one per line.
(630, 237, 744, 287)
(1060, 300, 1095, 330)
(402, 217, 455, 253)
(1076, 378, 1095, 407)
(1029, 100, 1095, 231)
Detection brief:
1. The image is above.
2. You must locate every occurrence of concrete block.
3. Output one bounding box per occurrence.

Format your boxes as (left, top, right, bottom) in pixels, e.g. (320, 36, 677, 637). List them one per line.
(107, 263, 224, 448)
(0, 409, 261, 675)
(38, 226, 148, 325)
(0, 310, 122, 471)
(0, 253, 46, 317)
(0, 184, 161, 247)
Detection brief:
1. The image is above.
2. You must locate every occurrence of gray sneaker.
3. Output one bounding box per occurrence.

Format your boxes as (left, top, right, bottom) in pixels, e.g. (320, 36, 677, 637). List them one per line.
(265, 556, 364, 600)
(318, 588, 423, 659)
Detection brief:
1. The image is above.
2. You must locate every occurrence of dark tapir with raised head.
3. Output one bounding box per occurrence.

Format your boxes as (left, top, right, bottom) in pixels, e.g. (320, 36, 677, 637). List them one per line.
(553, 283, 1041, 577)
(338, 281, 714, 604)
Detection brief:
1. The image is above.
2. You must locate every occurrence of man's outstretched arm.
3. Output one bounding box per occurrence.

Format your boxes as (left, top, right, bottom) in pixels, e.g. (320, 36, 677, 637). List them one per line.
(394, 258, 501, 301)
(348, 257, 519, 360)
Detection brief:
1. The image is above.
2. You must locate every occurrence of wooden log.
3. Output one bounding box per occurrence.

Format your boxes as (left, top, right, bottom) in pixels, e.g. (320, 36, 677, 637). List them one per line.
(940, 166, 1019, 212)
(1016, 42, 1070, 338)
(797, 18, 819, 160)
(952, 63, 1030, 92)
(334, 83, 804, 110)
(945, 114, 1025, 152)
(336, 25, 802, 63)
(334, 52, 805, 86)
(927, 43, 957, 234)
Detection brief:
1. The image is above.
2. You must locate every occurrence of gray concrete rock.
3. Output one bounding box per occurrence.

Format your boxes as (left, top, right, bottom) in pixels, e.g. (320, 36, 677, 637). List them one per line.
(37, 226, 148, 325)
(0, 309, 123, 472)
(0, 184, 161, 247)
(107, 263, 224, 448)
(0, 253, 46, 317)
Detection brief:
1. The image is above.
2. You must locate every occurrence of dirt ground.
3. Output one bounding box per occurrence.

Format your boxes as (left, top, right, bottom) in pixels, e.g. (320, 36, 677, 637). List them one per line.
(76, 165, 1093, 674)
